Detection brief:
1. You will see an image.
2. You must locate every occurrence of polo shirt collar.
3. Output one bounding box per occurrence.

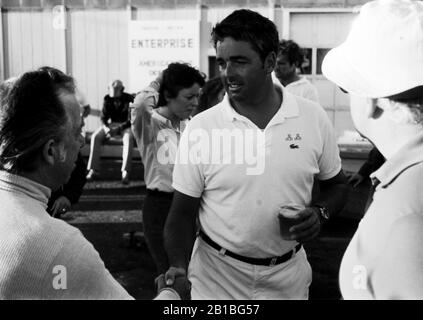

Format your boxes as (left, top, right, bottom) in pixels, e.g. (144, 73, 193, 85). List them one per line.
(371, 131, 423, 189)
(221, 83, 300, 125)
(152, 109, 187, 133)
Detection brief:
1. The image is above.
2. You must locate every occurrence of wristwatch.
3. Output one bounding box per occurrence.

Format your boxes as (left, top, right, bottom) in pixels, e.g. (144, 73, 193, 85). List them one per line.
(313, 205, 330, 221)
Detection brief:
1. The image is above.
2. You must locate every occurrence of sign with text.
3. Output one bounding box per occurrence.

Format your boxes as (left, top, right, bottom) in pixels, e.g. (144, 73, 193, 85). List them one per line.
(129, 20, 200, 93)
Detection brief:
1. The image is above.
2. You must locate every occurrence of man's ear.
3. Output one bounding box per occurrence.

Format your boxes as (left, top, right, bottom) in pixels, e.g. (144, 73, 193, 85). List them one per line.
(42, 139, 56, 165)
(264, 52, 277, 74)
(42, 139, 66, 165)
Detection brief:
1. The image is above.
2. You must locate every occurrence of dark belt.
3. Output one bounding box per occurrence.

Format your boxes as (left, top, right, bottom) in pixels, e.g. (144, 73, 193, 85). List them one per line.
(199, 230, 302, 267)
(146, 189, 174, 199)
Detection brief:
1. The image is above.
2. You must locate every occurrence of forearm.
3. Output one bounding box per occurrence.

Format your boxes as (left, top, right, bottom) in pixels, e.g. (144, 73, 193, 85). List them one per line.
(130, 91, 157, 141)
(118, 120, 131, 133)
(164, 208, 198, 270)
(312, 172, 349, 219)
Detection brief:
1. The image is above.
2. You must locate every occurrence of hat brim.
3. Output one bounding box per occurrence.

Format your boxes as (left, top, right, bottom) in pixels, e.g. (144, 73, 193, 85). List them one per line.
(322, 44, 389, 98)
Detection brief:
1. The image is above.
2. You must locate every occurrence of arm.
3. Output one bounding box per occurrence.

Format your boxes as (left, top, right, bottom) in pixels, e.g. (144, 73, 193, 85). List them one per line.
(163, 191, 200, 299)
(113, 94, 135, 134)
(313, 169, 349, 220)
(130, 81, 160, 143)
(164, 191, 200, 269)
(290, 107, 349, 242)
(290, 169, 349, 242)
(372, 214, 423, 299)
(101, 95, 111, 126)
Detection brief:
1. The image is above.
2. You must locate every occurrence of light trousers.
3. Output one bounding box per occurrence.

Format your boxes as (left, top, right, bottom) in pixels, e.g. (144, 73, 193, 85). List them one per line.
(87, 125, 134, 173)
(188, 237, 312, 300)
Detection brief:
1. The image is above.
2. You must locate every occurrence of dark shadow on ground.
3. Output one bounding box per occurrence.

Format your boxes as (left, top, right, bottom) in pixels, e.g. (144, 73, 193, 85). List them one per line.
(68, 161, 370, 300)
(74, 222, 156, 299)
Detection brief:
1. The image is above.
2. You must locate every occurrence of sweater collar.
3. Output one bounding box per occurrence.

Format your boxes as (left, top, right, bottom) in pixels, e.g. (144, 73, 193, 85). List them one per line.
(0, 170, 51, 206)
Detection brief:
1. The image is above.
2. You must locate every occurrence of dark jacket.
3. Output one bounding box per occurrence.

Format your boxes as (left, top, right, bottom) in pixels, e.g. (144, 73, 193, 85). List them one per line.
(358, 147, 385, 179)
(101, 92, 135, 134)
(47, 152, 87, 215)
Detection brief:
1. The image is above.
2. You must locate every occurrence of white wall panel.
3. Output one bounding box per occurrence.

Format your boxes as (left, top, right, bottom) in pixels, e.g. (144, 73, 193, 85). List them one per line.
(71, 9, 129, 133)
(3, 10, 66, 79)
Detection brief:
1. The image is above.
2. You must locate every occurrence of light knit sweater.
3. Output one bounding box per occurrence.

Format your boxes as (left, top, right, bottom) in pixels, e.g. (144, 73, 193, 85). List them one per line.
(0, 171, 133, 300)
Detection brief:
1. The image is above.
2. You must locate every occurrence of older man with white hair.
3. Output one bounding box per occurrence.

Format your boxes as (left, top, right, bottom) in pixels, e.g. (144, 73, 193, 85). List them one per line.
(86, 79, 134, 184)
(322, 0, 423, 299)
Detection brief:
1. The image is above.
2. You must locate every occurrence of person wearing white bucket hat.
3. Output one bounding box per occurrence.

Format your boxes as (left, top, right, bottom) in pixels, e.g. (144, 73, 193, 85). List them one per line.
(322, 0, 423, 299)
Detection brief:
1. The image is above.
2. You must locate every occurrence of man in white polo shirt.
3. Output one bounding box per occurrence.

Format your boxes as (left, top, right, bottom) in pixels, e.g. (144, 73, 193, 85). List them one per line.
(163, 9, 349, 300)
(275, 39, 320, 104)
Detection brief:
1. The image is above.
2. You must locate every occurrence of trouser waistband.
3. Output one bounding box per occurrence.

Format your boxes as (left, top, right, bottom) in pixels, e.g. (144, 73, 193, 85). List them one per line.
(199, 230, 302, 267)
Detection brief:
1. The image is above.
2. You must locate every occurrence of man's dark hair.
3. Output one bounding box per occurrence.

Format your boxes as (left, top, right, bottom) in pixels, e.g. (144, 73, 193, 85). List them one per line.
(0, 67, 75, 173)
(211, 9, 279, 63)
(278, 39, 305, 67)
(158, 63, 206, 106)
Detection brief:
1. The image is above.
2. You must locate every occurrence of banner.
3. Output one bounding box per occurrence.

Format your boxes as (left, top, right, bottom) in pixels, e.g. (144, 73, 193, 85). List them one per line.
(129, 20, 200, 93)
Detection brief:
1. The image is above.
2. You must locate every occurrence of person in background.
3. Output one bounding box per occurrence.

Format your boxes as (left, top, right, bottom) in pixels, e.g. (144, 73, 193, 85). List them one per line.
(86, 80, 134, 184)
(322, 0, 423, 299)
(348, 147, 385, 188)
(0, 67, 132, 299)
(191, 76, 225, 117)
(130, 63, 205, 286)
(274, 39, 319, 103)
(37, 67, 90, 218)
(48, 151, 87, 218)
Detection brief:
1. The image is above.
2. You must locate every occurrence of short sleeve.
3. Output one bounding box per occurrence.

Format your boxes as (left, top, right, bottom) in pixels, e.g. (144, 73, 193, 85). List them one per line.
(172, 122, 205, 198)
(317, 110, 342, 180)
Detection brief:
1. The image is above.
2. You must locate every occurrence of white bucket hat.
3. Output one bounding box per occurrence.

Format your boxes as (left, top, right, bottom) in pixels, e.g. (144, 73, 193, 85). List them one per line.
(322, 0, 423, 98)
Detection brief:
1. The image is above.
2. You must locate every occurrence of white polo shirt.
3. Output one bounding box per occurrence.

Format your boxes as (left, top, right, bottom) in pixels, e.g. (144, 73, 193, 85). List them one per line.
(131, 84, 188, 192)
(286, 77, 320, 104)
(172, 85, 341, 258)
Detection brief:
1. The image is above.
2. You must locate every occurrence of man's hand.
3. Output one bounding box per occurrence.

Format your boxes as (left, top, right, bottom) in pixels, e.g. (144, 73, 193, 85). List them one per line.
(286, 207, 321, 242)
(164, 266, 191, 300)
(348, 172, 365, 188)
(155, 274, 167, 293)
(51, 196, 71, 217)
